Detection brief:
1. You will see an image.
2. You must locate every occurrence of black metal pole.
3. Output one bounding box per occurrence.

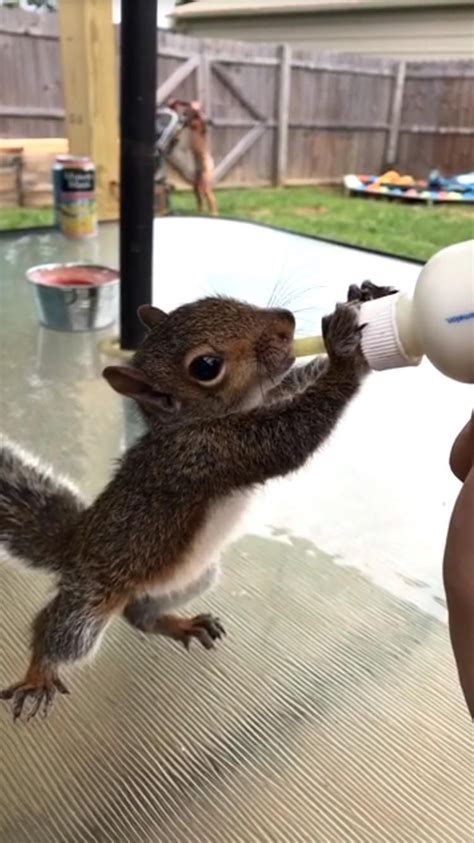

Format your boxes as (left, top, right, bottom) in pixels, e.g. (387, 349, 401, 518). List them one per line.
(119, 0, 157, 350)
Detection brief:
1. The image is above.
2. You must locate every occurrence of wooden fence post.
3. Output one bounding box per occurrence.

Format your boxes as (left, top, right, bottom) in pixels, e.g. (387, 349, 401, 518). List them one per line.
(276, 44, 291, 186)
(385, 61, 406, 167)
(57, 0, 119, 221)
(198, 51, 212, 114)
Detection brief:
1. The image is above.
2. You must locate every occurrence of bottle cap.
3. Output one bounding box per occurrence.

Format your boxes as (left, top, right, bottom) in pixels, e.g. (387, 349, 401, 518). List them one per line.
(359, 294, 422, 371)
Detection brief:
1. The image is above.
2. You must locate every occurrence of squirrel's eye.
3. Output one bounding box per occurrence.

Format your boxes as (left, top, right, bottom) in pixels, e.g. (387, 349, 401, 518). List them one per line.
(189, 355, 223, 383)
(188, 355, 224, 384)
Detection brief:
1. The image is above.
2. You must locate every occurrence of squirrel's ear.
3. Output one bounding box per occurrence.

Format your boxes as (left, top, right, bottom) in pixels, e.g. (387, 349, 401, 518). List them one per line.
(102, 366, 180, 414)
(137, 304, 167, 330)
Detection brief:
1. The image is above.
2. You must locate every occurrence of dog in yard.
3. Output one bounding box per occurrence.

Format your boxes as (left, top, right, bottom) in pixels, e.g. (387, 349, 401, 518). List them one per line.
(168, 99, 218, 216)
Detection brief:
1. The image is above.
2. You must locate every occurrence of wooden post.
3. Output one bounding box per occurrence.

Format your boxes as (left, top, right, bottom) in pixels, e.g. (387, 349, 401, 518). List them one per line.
(385, 61, 406, 167)
(276, 44, 291, 186)
(58, 0, 119, 220)
(198, 52, 212, 115)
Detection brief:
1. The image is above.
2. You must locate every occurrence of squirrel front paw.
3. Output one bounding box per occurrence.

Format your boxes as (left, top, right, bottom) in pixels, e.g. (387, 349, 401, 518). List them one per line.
(347, 280, 398, 303)
(322, 303, 366, 366)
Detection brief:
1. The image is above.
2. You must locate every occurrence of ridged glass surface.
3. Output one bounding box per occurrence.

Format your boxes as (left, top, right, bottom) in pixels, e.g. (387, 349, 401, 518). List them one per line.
(0, 222, 471, 843)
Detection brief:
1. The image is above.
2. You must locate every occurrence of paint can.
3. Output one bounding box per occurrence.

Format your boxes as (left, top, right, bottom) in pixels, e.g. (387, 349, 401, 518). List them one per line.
(26, 263, 118, 331)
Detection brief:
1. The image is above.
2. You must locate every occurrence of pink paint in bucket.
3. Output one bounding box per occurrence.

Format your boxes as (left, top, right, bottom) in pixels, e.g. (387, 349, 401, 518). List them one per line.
(26, 263, 119, 332)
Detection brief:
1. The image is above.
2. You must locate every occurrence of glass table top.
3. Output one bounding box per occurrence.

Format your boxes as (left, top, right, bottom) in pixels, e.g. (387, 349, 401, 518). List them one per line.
(0, 219, 471, 843)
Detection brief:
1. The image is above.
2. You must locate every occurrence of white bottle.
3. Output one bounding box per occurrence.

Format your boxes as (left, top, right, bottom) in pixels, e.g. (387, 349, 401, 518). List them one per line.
(294, 240, 474, 385)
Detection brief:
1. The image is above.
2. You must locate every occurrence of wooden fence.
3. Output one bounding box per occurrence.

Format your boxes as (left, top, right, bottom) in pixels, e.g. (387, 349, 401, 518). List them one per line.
(0, 7, 473, 203)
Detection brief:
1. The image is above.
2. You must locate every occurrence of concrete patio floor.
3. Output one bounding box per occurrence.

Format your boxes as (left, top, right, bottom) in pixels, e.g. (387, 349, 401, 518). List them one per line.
(0, 219, 472, 843)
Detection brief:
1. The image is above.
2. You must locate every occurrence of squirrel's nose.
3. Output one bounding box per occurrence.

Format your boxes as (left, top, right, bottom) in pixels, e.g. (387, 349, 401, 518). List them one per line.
(272, 308, 296, 327)
(271, 308, 295, 346)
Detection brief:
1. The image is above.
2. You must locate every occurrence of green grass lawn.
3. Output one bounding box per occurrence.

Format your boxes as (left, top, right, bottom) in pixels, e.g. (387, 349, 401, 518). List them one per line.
(1, 186, 473, 262)
(0, 206, 54, 231)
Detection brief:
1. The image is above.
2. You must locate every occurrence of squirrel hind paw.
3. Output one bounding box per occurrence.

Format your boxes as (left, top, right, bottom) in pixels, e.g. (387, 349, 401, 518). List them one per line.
(0, 675, 69, 722)
(169, 613, 226, 651)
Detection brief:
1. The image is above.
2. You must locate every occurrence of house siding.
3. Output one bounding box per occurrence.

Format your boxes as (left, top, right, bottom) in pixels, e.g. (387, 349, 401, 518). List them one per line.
(174, 7, 474, 59)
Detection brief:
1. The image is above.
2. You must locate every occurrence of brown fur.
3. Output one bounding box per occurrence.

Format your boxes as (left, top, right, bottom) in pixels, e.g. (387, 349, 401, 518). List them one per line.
(188, 105, 218, 216)
(169, 99, 218, 216)
(0, 286, 394, 721)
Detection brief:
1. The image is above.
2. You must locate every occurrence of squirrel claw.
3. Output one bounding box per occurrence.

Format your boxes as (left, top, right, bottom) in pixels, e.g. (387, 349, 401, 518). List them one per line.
(180, 613, 226, 651)
(347, 281, 398, 303)
(0, 676, 69, 722)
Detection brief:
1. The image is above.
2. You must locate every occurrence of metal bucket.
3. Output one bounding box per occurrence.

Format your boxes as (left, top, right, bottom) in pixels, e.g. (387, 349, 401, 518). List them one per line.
(26, 263, 119, 332)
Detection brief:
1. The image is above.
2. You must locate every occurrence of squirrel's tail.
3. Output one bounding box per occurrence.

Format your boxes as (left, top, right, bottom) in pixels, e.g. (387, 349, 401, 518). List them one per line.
(0, 437, 86, 573)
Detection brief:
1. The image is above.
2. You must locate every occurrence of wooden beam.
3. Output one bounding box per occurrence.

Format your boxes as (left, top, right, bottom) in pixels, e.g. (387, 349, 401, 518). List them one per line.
(212, 118, 269, 128)
(212, 118, 392, 130)
(157, 48, 278, 68)
(0, 25, 58, 40)
(385, 61, 406, 166)
(57, 0, 119, 221)
(290, 121, 390, 130)
(197, 53, 212, 114)
(211, 55, 278, 68)
(406, 61, 474, 79)
(406, 71, 474, 79)
(212, 63, 267, 123)
(291, 58, 395, 77)
(0, 137, 68, 154)
(401, 125, 474, 135)
(158, 47, 194, 61)
(276, 44, 291, 187)
(156, 55, 199, 106)
(214, 124, 266, 183)
(0, 106, 65, 120)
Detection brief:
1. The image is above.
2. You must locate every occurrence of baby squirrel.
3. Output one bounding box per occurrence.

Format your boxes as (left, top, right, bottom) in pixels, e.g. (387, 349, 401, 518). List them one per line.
(0, 282, 394, 721)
